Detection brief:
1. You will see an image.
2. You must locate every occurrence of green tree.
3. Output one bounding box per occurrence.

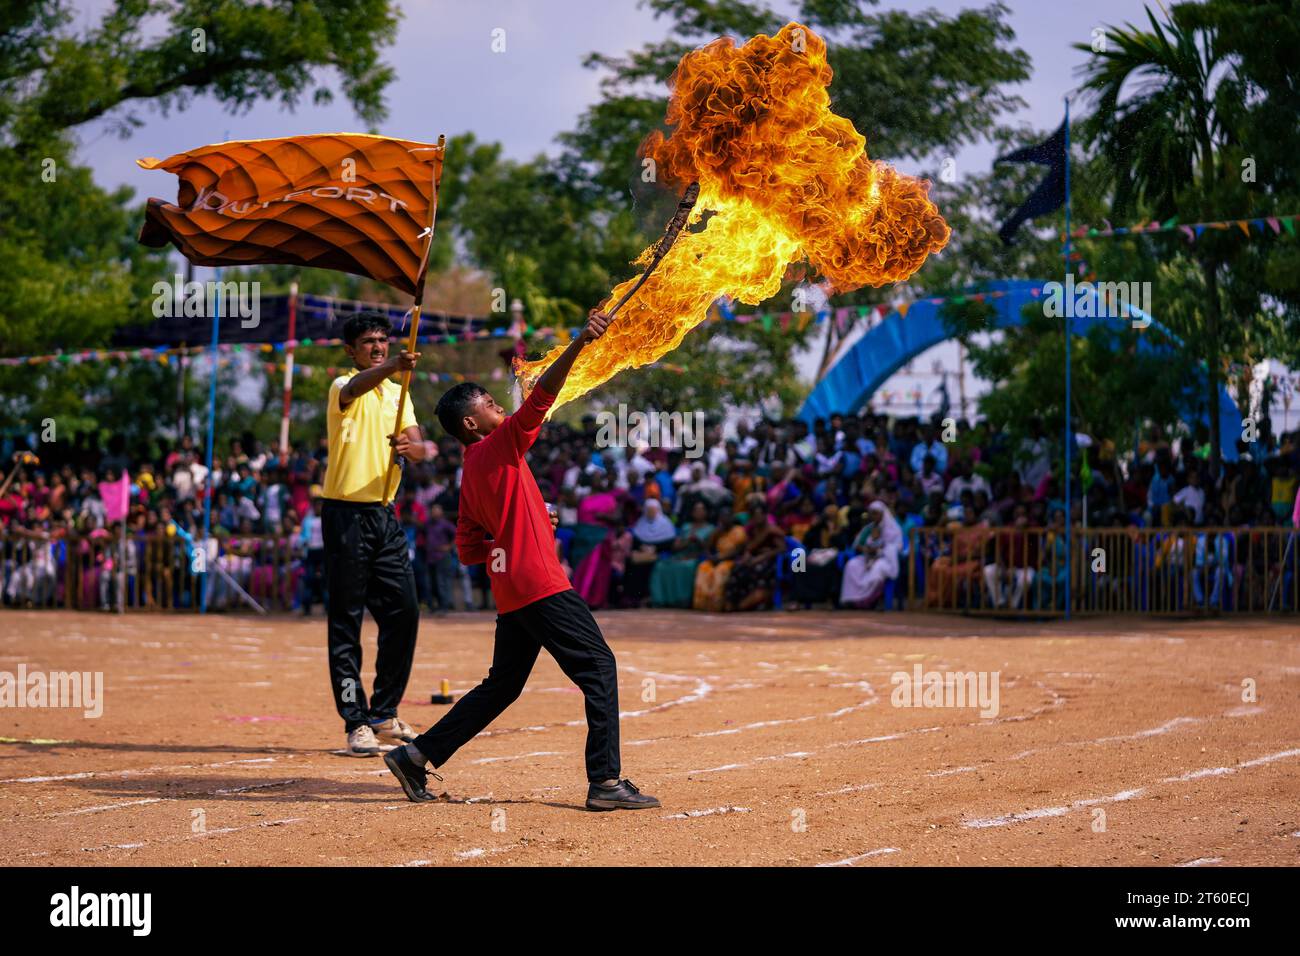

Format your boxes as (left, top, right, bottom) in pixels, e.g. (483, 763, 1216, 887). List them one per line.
(0, 0, 401, 347)
(1074, 1, 1300, 470)
(0, 0, 403, 435)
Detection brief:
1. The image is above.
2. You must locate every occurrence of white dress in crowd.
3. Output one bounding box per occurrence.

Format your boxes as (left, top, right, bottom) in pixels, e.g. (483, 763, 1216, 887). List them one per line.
(839, 502, 902, 606)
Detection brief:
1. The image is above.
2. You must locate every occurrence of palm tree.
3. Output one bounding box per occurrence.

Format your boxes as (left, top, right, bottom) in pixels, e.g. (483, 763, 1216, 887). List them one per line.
(1074, 3, 1235, 472)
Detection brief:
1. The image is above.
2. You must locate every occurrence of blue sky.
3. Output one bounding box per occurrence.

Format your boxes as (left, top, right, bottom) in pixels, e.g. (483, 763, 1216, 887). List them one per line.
(75, 0, 1161, 200)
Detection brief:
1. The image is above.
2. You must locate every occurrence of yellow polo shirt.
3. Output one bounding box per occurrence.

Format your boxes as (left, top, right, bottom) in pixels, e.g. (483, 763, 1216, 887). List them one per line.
(323, 369, 417, 502)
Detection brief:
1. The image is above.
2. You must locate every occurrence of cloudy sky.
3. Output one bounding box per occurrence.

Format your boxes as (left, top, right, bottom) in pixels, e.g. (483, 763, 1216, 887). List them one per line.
(76, 0, 1158, 199)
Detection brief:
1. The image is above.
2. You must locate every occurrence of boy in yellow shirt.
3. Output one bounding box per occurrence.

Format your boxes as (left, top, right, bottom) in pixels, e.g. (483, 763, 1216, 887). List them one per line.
(322, 311, 427, 756)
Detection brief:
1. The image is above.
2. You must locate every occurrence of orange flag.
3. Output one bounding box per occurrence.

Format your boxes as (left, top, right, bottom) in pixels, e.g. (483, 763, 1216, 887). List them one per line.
(137, 133, 445, 295)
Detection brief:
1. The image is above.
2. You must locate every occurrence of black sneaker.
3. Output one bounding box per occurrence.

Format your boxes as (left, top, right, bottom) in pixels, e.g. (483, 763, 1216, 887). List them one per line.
(383, 746, 443, 803)
(586, 778, 661, 811)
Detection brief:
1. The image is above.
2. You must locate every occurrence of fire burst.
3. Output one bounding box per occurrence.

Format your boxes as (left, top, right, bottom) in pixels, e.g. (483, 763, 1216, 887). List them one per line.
(515, 22, 951, 409)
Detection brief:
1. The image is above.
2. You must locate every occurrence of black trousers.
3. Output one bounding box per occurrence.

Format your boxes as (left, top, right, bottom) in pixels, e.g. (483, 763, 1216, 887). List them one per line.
(413, 588, 621, 783)
(302, 547, 326, 614)
(322, 500, 420, 732)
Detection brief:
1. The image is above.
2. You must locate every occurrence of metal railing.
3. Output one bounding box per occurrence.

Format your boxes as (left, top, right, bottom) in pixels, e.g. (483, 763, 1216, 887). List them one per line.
(1, 532, 305, 612)
(907, 526, 1298, 615)
(6, 525, 1296, 616)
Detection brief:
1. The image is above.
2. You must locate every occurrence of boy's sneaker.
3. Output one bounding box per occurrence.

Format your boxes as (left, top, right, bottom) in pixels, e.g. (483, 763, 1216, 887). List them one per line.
(345, 724, 383, 757)
(586, 778, 661, 811)
(371, 717, 417, 747)
(384, 746, 442, 803)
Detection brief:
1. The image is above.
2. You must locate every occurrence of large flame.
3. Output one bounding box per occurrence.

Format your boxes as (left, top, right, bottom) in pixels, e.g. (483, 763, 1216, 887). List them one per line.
(515, 22, 950, 409)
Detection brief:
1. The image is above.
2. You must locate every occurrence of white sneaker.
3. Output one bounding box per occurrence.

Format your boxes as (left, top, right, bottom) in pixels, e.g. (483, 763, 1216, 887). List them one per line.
(346, 724, 383, 757)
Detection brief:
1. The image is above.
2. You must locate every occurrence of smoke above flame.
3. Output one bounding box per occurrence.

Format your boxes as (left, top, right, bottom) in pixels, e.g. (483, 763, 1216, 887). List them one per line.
(515, 22, 950, 409)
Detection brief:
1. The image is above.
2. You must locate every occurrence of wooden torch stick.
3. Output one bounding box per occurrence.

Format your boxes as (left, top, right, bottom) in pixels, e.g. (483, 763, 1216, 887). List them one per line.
(381, 134, 446, 506)
(606, 180, 700, 319)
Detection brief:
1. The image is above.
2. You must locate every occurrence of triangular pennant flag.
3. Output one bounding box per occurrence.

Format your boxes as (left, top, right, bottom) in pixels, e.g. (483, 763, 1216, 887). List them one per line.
(1236, 220, 1250, 236)
(1161, 216, 1178, 228)
(1179, 225, 1195, 242)
(1267, 217, 1280, 234)
(1195, 225, 1206, 237)
(1284, 217, 1297, 236)
(896, 301, 911, 318)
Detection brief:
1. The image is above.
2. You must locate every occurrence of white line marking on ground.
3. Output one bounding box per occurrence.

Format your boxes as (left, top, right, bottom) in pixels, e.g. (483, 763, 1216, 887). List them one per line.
(472, 751, 566, 765)
(817, 847, 899, 866)
(1175, 857, 1223, 867)
(964, 789, 1145, 829)
(54, 798, 164, 816)
(814, 783, 881, 796)
(1, 756, 277, 785)
(664, 806, 752, 819)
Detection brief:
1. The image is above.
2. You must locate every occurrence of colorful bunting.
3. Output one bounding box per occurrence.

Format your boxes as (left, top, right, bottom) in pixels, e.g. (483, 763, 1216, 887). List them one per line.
(1065, 212, 1298, 242)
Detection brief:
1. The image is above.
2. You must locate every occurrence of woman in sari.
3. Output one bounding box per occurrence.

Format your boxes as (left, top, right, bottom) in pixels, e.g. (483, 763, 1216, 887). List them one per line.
(622, 499, 677, 607)
(652, 501, 713, 608)
(723, 504, 787, 611)
(573, 478, 633, 610)
(924, 510, 992, 609)
(693, 509, 748, 611)
(840, 501, 902, 609)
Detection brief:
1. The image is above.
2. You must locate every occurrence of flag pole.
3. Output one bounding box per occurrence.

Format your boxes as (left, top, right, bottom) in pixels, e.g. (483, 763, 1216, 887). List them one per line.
(118, 476, 127, 614)
(1063, 97, 1073, 620)
(278, 279, 299, 463)
(201, 267, 221, 613)
(381, 134, 446, 506)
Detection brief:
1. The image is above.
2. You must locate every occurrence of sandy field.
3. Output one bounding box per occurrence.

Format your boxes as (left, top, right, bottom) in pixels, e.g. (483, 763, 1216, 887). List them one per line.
(0, 608, 1296, 867)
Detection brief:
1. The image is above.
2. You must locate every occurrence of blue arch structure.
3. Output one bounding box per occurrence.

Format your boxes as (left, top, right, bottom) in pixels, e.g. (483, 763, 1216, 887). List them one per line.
(797, 278, 1240, 461)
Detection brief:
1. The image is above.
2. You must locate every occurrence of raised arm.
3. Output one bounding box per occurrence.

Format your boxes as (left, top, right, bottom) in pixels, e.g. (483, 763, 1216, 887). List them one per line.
(534, 309, 609, 399)
(500, 309, 611, 458)
(338, 349, 419, 410)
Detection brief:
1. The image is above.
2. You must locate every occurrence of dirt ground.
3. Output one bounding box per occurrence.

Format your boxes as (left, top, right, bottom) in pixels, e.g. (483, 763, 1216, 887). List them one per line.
(0, 608, 1297, 867)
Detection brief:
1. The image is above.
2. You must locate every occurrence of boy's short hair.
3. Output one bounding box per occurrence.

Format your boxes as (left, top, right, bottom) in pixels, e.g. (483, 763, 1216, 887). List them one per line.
(342, 311, 393, 345)
(436, 382, 489, 442)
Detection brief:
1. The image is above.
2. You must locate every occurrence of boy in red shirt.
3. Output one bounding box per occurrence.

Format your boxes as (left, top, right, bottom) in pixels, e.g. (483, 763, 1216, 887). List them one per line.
(385, 309, 659, 811)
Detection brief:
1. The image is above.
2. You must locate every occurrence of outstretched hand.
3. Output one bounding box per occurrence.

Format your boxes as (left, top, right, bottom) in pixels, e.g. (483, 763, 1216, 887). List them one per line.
(579, 309, 610, 345)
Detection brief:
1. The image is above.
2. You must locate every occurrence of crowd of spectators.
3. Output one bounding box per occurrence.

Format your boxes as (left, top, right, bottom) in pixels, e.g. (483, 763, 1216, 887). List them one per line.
(2, 407, 1298, 613)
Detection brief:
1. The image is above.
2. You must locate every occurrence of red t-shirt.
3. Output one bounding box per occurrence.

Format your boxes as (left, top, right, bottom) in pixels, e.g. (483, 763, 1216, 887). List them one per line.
(456, 384, 571, 613)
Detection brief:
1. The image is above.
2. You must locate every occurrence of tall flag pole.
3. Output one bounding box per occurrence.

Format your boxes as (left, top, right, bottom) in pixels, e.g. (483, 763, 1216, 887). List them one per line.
(201, 268, 221, 614)
(1063, 97, 1073, 620)
(381, 133, 446, 506)
(279, 279, 299, 462)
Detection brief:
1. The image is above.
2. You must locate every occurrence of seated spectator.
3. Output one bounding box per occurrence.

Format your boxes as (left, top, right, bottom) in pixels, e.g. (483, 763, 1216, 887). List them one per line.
(982, 503, 1038, 609)
(623, 499, 677, 607)
(840, 501, 902, 609)
(693, 510, 748, 611)
(722, 504, 787, 611)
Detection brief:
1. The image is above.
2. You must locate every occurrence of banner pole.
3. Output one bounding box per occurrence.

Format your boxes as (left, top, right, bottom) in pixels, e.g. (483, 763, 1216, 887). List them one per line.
(279, 280, 299, 462)
(381, 134, 446, 506)
(1063, 97, 1073, 621)
(201, 268, 221, 613)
